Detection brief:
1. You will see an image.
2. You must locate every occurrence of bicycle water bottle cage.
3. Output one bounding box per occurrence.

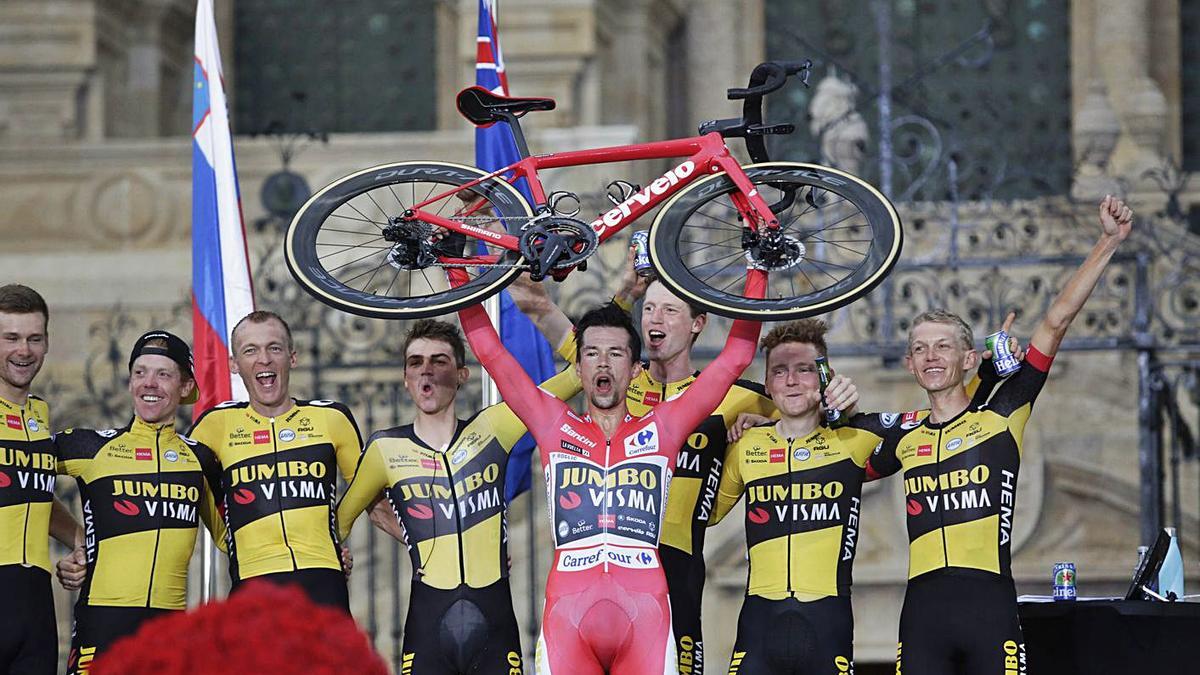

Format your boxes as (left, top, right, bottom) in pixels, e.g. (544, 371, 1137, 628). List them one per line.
(605, 180, 642, 206)
(455, 86, 556, 126)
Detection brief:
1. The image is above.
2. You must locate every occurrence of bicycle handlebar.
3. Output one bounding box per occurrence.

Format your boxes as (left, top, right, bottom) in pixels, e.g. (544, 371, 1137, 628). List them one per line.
(726, 60, 811, 100)
(703, 60, 811, 164)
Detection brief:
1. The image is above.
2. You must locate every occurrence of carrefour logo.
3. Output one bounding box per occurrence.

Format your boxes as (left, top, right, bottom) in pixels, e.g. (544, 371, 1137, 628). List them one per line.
(623, 423, 659, 457)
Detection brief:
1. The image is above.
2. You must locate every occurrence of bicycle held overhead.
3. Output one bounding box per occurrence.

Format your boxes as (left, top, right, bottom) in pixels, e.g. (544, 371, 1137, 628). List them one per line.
(285, 60, 903, 320)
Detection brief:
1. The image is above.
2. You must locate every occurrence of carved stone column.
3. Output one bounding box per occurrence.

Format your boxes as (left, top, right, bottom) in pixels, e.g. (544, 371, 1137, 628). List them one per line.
(1094, 0, 1168, 183)
(0, 1, 99, 141)
(1071, 79, 1121, 201)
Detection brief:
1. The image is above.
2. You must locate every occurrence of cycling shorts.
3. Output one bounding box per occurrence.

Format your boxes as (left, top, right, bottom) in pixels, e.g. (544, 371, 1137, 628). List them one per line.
(399, 579, 522, 675)
(232, 568, 350, 613)
(661, 545, 705, 674)
(535, 573, 675, 674)
(897, 569, 1026, 675)
(0, 565, 57, 675)
(67, 604, 173, 675)
(727, 595, 853, 675)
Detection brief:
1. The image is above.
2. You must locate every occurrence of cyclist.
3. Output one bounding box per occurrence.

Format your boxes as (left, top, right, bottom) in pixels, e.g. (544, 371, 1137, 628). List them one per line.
(457, 267, 764, 674)
(188, 311, 363, 610)
(56, 330, 223, 674)
(867, 196, 1133, 674)
(514, 248, 775, 673)
(0, 284, 83, 675)
(336, 309, 580, 674)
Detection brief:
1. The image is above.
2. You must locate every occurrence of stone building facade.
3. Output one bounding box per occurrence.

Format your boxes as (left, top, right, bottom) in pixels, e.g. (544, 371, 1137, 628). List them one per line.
(1, 0, 1197, 671)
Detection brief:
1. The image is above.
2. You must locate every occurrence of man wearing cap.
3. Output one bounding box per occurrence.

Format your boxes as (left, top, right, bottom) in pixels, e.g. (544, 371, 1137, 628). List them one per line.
(188, 311, 362, 611)
(54, 330, 224, 674)
(0, 284, 83, 675)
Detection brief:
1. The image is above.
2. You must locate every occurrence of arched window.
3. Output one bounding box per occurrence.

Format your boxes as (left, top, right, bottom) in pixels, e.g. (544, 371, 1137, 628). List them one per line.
(233, 1, 436, 134)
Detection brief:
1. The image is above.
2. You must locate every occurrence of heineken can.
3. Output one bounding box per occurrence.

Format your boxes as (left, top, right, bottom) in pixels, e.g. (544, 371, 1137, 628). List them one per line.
(814, 356, 846, 428)
(1052, 562, 1077, 601)
(985, 330, 1021, 377)
(631, 231, 654, 277)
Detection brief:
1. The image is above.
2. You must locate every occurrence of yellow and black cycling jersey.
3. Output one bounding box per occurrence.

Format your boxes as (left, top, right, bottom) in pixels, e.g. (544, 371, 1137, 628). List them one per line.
(0, 394, 55, 572)
(189, 399, 362, 581)
(712, 416, 900, 601)
(865, 348, 1052, 580)
(337, 367, 580, 590)
(56, 418, 223, 609)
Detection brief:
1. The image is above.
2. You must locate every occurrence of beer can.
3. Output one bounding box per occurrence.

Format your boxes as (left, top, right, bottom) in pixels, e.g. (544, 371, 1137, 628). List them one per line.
(985, 330, 1021, 377)
(1052, 562, 1077, 601)
(631, 231, 654, 277)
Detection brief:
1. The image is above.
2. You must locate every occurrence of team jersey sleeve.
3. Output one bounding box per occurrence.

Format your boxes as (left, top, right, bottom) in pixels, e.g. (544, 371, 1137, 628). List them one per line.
(966, 358, 1004, 407)
(324, 403, 365, 482)
(191, 440, 229, 551)
(851, 413, 905, 480)
(983, 345, 1052, 446)
(458, 302, 568, 452)
(656, 271, 765, 456)
(54, 429, 103, 477)
(556, 331, 578, 365)
(709, 440, 746, 526)
(485, 366, 583, 450)
(336, 436, 388, 540)
(186, 410, 221, 454)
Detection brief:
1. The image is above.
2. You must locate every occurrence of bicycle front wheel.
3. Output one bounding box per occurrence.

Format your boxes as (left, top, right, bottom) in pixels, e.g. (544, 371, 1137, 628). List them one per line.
(285, 161, 533, 319)
(649, 162, 902, 320)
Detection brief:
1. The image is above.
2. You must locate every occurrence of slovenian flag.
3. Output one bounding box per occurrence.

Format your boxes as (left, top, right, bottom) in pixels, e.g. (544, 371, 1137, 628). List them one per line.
(476, 0, 557, 502)
(191, 0, 254, 418)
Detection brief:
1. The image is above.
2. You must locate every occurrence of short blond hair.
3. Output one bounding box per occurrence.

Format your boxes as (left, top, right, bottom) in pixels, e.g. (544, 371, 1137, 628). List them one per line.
(907, 309, 973, 352)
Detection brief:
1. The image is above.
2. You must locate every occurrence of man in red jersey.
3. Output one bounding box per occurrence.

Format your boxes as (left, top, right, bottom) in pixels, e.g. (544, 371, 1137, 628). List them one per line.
(457, 271, 765, 674)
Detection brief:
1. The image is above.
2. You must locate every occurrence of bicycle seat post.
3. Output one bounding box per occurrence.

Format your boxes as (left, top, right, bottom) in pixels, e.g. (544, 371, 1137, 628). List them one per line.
(496, 111, 532, 160)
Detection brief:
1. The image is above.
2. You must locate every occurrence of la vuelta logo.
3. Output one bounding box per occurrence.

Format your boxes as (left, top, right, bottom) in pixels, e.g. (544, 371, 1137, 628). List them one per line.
(590, 160, 696, 235)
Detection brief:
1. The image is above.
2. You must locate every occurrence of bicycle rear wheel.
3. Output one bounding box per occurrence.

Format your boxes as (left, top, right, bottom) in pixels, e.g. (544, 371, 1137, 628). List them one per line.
(648, 162, 902, 320)
(285, 161, 533, 319)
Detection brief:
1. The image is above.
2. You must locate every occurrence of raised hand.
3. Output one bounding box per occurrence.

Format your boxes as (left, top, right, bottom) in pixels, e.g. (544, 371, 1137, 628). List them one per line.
(981, 311, 1025, 363)
(1099, 195, 1133, 242)
(613, 242, 652, 309)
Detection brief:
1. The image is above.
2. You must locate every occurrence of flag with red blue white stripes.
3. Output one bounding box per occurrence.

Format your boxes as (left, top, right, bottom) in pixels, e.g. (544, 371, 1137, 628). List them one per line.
(476, 0, 557, 502)
(192, 0, 254, 418)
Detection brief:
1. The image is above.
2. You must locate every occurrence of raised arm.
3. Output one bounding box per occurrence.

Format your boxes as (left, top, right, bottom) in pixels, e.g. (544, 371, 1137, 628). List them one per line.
(657, 270, 765, 446)
(504, 272, 575, 356)
(1029, 196, 1131, 359)
(458, 299, 567, 434)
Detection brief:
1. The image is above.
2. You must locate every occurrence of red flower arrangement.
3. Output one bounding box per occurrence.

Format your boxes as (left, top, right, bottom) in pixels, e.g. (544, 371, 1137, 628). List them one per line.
(92, 582, 388, 675)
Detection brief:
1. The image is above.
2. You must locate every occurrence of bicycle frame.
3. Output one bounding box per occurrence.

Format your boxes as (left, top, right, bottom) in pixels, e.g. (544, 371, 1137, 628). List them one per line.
(409, 132, 781, 266)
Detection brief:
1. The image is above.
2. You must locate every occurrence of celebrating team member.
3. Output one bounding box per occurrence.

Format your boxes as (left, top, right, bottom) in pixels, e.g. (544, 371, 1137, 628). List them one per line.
(868, 196, 1133, 674)
(336, 317, 580, 674)
(712, 320, 880, 674)
(515, 248, 774, 672)
(189, 311, 362, 611)
(0, 285, 82, 675)
(457, 267, 764, 674)
(56, 331, 224, 674)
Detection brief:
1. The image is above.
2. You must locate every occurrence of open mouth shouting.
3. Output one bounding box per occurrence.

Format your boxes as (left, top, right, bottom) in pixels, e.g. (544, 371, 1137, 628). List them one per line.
(646, 330, 667, 349)
(594, 373, 614, 397)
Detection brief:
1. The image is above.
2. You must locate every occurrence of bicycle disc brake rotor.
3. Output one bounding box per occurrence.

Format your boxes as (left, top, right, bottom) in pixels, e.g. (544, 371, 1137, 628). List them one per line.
(745, 231, 807, 271)
(383, 216, 436, 270)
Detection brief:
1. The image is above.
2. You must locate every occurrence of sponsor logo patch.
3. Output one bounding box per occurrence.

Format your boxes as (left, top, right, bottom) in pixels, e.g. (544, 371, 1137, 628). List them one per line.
(623, 423, 659, 457)
(278, 429, 296, 443)
(946, 437, 963, 452)
(135, 448, 153, 461)
(880, 412, 899, 428)
(26, 418, 39, 432)
(164, 450, 179, 463)
(642, 391, 661, 406)
(6, 415, 21, 430)
(451, 449, 468, 465)
(420, 458, 439, 470)
(917, 444, 932, 457)
(901, 410, 922, 430)
(769, 448, 785, 463)
(794, 447, 811, 461)
(253, 430, 270, 444)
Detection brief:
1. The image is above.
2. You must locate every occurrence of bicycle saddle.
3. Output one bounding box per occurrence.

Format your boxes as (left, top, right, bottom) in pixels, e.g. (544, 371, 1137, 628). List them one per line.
(456, 86, 556, 125)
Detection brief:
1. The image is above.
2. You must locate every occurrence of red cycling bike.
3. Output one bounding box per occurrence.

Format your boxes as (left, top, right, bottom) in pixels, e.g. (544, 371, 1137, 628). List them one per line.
(285, 61, 902, 320)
